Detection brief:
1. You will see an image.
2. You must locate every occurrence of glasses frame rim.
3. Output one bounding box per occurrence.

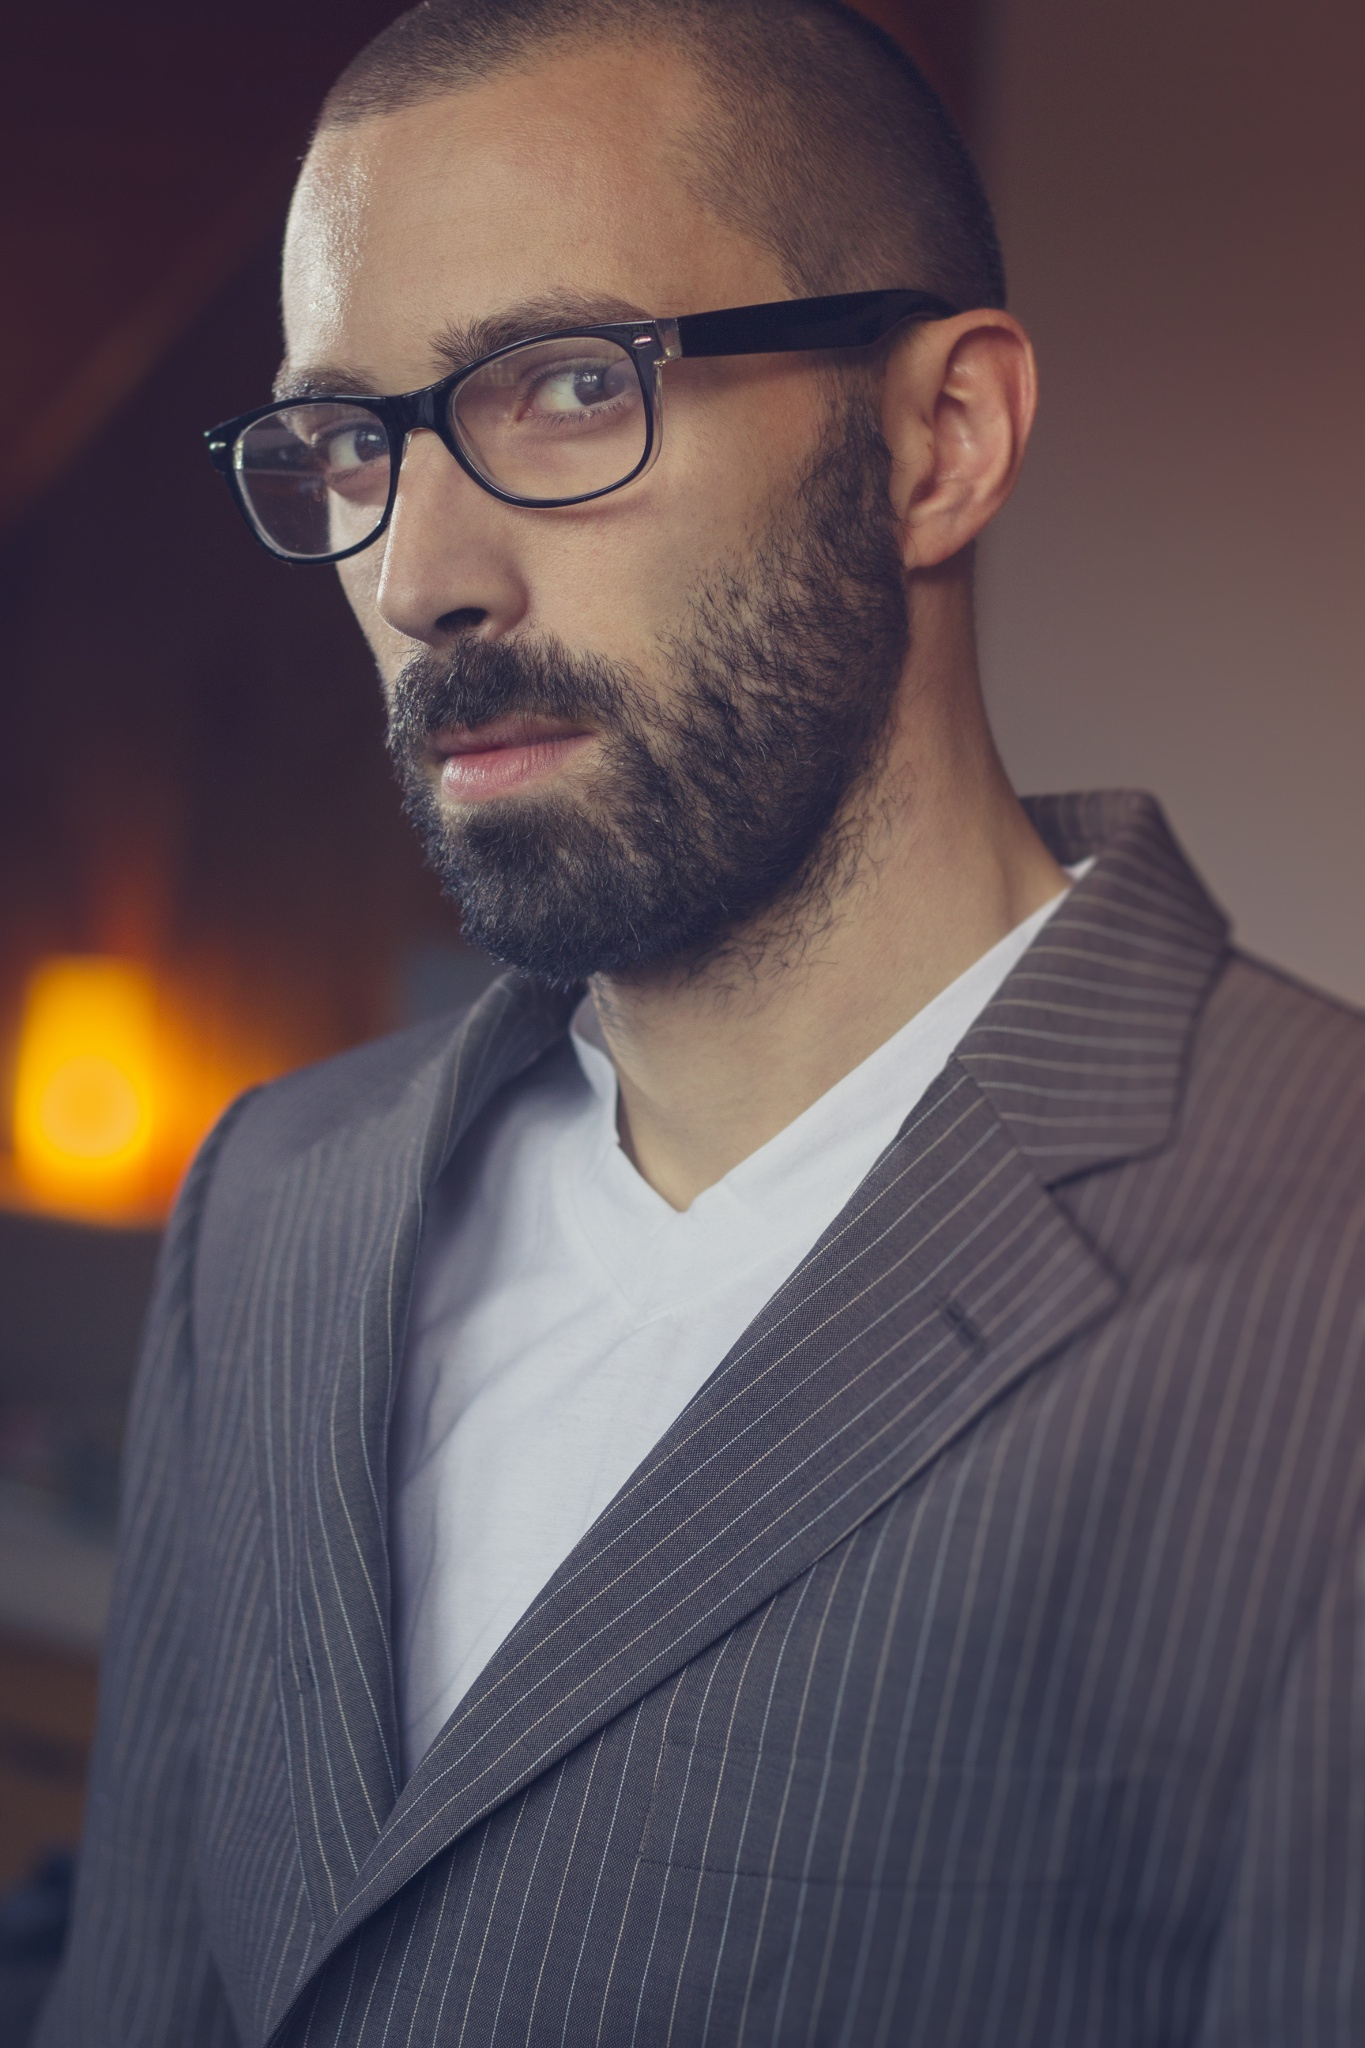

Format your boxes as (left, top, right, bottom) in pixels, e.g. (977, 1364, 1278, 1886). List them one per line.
(206, 323, 667, 564)
(204, 288, 959, 566)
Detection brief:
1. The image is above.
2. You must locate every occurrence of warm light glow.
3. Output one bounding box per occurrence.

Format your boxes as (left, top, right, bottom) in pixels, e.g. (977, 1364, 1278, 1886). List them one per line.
(13, 957, 158, 1219)
(5, 952, 297, 1224)
(37, 1053, 147, 1161)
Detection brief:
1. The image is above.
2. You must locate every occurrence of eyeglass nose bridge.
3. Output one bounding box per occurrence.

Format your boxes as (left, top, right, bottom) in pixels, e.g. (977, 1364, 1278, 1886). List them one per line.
(383, 381, 462, 469)
(364, 380, 500, 540)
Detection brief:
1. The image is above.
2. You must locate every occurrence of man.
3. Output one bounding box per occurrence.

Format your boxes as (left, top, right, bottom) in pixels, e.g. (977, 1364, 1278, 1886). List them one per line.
(40, 1, 1365, 2042)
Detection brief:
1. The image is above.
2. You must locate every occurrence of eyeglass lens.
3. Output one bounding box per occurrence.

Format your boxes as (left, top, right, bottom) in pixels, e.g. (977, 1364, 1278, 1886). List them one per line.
(231, 336, 649, 560)
(452, 337, 647, 503)
(233, 403, 390, 560)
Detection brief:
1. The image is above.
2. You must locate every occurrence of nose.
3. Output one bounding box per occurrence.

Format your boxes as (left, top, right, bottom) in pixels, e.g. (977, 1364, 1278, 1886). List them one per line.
(372, 429, 529, 646)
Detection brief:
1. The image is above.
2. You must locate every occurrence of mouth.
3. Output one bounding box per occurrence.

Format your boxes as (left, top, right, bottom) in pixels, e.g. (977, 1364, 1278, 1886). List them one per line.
(428, 715, 596, 803)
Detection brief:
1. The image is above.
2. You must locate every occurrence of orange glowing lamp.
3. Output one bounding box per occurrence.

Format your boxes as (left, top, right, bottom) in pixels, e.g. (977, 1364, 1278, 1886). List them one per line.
(13, 956, 159, 1220)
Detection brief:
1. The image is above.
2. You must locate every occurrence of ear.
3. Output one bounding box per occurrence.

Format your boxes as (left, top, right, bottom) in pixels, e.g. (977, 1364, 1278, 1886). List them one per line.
(880, 311, 1038, 570)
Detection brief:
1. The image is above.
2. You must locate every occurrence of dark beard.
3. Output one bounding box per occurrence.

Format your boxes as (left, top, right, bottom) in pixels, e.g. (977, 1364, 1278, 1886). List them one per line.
(385, 393, 908, 987)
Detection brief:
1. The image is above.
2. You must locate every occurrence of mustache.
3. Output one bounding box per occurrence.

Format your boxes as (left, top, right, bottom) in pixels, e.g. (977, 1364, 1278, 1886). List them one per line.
(385, 634, 637, 758)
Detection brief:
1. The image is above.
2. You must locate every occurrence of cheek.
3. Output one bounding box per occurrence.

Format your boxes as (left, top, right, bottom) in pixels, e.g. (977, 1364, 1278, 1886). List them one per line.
(513, 501, 718, 671)
(661, 367, 829, 593)
(520, 378, 819, 655)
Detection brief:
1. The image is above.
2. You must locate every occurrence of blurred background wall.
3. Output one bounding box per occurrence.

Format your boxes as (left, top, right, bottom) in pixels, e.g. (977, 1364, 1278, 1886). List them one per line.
(0, 0, 1359, 2018)
(977, 0, 1365, 1006)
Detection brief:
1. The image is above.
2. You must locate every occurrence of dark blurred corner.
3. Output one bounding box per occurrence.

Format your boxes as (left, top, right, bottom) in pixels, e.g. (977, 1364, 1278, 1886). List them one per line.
(0, 1, 975, 2028)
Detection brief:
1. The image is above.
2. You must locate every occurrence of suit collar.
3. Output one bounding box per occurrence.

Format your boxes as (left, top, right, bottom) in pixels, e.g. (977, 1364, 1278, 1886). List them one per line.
(432, 792, 1228, 1194)
(961, 791, 1231, 1183)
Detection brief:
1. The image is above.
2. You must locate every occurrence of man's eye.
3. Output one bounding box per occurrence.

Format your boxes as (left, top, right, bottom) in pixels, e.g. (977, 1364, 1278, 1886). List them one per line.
(530, 363, 626, 416)
(320, 423, 388, 470)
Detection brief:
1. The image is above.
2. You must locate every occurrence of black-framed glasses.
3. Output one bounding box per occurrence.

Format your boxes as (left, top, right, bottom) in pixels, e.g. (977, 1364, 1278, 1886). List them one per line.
(204, 288, 957, 565)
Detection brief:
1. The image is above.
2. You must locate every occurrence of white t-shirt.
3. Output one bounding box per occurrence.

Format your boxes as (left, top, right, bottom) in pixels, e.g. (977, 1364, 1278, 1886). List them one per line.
(391, 877, 1085, 1774)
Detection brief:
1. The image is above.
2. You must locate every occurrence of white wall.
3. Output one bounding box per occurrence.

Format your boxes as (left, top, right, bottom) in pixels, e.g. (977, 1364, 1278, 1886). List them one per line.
(975, 0, 1365, 1004)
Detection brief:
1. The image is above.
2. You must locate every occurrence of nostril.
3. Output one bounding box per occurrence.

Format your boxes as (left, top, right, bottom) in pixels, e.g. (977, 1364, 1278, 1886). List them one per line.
(437, 607, 488, 636)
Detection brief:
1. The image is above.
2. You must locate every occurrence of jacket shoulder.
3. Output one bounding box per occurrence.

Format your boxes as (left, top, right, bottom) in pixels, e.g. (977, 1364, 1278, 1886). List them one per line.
(1220, 945, 1364, 1027)
(210, 1009, 475, 1181)
(1204, 947, 1365, 1101)
(1187, 948, 1365, 1180)
(1111, 946, 1365, 1266)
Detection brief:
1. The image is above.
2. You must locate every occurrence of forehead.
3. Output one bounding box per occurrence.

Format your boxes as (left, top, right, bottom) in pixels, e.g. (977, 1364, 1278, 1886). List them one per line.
(282, 43, 782, 386)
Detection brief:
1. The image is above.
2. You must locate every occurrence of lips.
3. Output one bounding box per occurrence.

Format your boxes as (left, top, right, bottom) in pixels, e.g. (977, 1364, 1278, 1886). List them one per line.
(430, 715, 594, 802)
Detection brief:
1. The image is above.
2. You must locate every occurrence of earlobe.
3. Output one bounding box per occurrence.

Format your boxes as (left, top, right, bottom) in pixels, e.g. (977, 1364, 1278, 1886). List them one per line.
(884, 312, 1037, 571)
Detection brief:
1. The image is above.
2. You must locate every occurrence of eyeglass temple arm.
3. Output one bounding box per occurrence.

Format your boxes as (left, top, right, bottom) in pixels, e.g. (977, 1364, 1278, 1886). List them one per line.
(670, 289, 959, 360)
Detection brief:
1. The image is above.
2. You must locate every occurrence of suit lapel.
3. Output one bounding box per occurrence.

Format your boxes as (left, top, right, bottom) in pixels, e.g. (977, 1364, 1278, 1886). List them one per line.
(303, 1060, 1122, 1974)
(976, 791, 1231, 1181)
(256, 974, 574, 1928)
(273, 789, 1231, 2006)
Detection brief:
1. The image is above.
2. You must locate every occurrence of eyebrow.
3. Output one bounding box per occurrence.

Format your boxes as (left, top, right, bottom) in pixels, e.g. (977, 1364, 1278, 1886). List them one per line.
(272, 362, 378, 401)
(274, 290, 652, 403)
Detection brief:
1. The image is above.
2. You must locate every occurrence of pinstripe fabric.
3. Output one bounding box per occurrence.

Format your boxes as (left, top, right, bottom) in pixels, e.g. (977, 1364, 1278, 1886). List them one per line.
(37, 791, 1365, 2047)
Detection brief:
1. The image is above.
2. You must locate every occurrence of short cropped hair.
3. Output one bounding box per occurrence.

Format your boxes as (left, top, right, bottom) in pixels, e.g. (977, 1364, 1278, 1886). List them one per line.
(318, 0, 1006, 313)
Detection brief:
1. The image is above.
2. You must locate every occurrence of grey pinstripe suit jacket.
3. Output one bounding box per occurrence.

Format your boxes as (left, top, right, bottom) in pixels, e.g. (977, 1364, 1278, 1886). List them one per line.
(39, 791, 1365, 2048)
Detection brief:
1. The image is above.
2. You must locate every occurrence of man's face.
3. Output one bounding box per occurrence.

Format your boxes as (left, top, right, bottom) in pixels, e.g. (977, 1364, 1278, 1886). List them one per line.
(282, 45, 909, 983)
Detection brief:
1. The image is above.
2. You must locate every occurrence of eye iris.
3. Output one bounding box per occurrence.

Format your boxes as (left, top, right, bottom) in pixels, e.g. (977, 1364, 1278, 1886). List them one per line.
(537, 363, 620, 415)
(334, 425, 384, 467)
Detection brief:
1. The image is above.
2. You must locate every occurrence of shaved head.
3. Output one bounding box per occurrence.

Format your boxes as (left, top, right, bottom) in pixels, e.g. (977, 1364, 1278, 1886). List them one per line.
(317, 0, 1005, 315)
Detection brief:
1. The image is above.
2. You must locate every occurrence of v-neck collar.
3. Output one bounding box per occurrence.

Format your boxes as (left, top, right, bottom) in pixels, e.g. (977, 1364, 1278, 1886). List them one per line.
(557, 873, 1085, 1316)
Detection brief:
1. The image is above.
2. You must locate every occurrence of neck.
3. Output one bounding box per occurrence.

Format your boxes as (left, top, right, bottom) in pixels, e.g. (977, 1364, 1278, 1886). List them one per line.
(588, 581, 1067, 1210)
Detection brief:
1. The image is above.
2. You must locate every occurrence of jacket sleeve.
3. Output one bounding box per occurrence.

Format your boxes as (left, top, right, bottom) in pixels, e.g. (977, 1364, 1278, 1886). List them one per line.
(34, 1100, 257, 2048)
(1196, 1506, 1365, 2047)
